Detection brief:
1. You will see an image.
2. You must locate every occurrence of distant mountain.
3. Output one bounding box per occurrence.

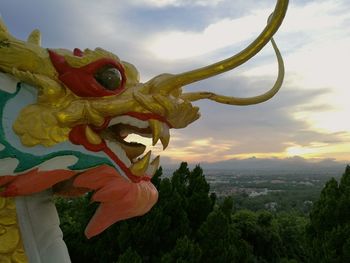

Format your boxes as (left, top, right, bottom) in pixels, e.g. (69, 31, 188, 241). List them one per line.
(162, 156, 348, 175)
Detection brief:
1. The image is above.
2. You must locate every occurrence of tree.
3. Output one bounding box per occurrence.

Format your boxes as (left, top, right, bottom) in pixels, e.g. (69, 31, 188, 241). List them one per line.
(117, 247, 142, 263)
(186, 165, 213, 232)
(337, 165, 350, 224)
(232, 210, 283, 263)
(198, 209, 255, 262)
(161, 236, 202, 263)
(276, 212, 307, 262)
(309, 178, 340, 236)
(307, 165, 350, 262)
(220, 196, 234, 221)
(171, 162, 190, 197)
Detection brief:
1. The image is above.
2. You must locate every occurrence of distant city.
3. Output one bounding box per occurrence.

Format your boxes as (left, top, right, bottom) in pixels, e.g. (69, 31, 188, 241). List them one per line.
(161, 156, 348, 213)
(162, 156, 347, 176)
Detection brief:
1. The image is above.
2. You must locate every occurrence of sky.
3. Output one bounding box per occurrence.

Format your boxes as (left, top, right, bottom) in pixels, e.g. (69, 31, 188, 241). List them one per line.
(0, 0, 349, 165)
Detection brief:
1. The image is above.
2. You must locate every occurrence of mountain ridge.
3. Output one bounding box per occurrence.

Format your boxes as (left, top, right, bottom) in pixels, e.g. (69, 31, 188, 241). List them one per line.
(162, 156, 348, 175)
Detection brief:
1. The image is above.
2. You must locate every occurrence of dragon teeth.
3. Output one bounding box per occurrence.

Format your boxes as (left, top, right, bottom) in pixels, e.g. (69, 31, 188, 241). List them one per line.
(129, 153, 160, 178)
(149, 120, 162, 146)
(108, 115, 171, 150)
(130, 150, 152, 176)
(160, 123, 170, 150)
(146, 155, 160, 177)
(148, 120, 170, 150)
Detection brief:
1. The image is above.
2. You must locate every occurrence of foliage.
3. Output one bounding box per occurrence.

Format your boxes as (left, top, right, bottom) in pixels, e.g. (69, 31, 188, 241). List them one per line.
(161, 236, 202, 263)
(56, 163, 350, 263)
(307, 165, 350, 262)
(117, 247, 142, 263)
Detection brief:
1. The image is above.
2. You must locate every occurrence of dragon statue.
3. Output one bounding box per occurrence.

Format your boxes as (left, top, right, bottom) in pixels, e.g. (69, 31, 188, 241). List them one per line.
(0, 0, 288, 262)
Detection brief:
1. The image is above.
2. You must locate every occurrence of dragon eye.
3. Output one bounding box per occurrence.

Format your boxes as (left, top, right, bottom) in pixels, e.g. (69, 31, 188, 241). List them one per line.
(94, 66, 122, 91)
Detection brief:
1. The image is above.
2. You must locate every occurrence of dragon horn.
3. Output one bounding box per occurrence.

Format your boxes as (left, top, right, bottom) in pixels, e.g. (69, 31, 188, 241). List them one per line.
(181, 37, 284, 105)
(149, 0, 288, 96)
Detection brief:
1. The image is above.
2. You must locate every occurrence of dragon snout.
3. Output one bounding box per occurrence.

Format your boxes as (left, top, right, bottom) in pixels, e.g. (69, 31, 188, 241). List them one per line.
(133, 87, 200, 129)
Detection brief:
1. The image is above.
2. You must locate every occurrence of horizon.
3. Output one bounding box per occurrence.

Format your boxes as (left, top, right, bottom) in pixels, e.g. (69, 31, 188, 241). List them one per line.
(1, 0, 349, 164)
(160, 154, 348, 169)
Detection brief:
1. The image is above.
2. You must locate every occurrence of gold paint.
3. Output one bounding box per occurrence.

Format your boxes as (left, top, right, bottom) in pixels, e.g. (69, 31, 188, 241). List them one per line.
(160, 128, 170, 150)
(150, 0, 288, 94)
(13, 105, 70, 147)
(91, 97, 136, 117)
(152, 94, 176, 115)
(12, 248, 27, 263)
(27, 29, 41, 46)
(0, 4, 287, 261)
(0, 14, 205, 147)
(0, 33, 57, 80)
(121, 61, 140, 86)
(0, 196, 28, 262)
(0, 205, 17, 225)
(181, 38, 284, 106)
(133, 91, 165, 116)
(0, 1, 287, 142)
(0, 226, 6, 235)
(0, 255, 11, 263)
(85, 107, 105, 127)
(149, 120, 162, 146)
(0, 198, 5, 209)
(0, 226, 20, 253)
(85, 126, 102, 145)
(130, 151, 151, 176)
(11, 68, 64, 102)
(0, 18, 138, 147)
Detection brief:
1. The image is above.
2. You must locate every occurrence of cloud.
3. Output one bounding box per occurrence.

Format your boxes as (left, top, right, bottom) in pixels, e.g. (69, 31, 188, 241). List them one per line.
(282, 1, 350, 34)
(144, 0, 350, 60)
(1, 0, 349, 164)
(155, 72, 349, 163)
(129, 0, 224, 8)
(239, 0, 350, 136)
(146, 6, 271, 59)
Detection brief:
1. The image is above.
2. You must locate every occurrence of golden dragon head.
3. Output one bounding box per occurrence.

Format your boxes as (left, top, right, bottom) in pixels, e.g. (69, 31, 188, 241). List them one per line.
(0, 0, 288, 238)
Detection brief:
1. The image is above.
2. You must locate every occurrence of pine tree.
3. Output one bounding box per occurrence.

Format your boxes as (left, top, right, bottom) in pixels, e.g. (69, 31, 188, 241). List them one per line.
(117, 247, 142, 263)
(161, 236, 202, 263)
(186, 165, 213, 232)
(276, 212, 307, 262)
(220, 196, 234, 221)
(307, 165, 350, 262)
(198, 209, 239, 262)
